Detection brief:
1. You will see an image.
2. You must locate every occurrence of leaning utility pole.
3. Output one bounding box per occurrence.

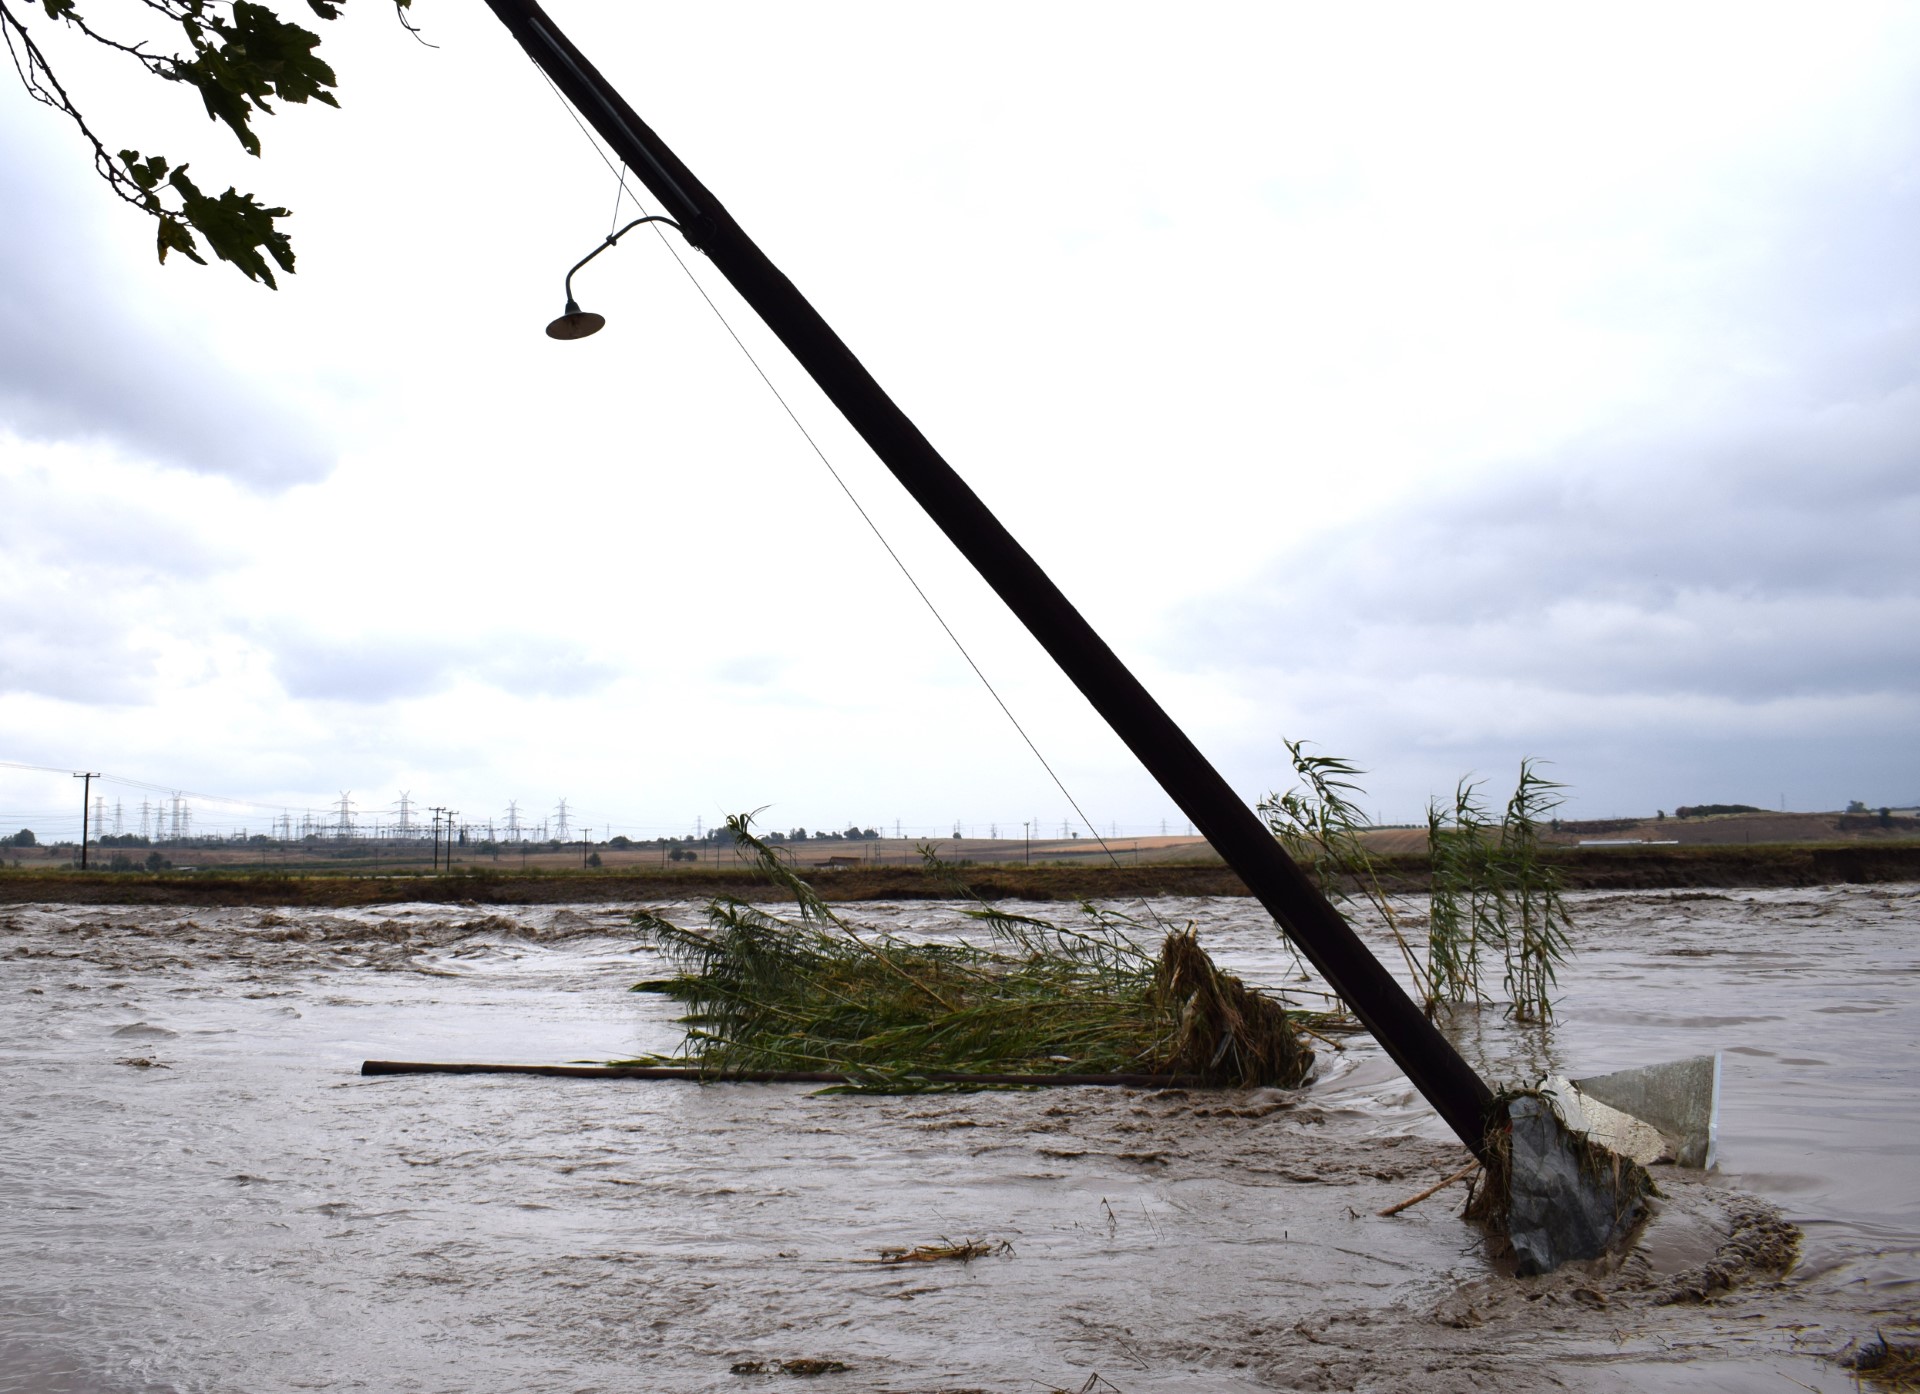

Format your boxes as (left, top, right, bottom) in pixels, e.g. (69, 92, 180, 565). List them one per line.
(481, 0, 1495, 1158)
(73, 771, 98, 869)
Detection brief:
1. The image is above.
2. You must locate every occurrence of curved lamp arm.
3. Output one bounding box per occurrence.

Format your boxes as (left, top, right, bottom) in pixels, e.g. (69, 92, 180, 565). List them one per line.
(548, 214, 684, 339)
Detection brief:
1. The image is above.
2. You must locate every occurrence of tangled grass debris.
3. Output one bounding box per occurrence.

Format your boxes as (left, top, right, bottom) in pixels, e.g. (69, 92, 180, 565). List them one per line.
(628, 815, 1314, 1091)
(870, 1238, 1010, 1265)
(1847, 1334, 1920, 1391)
(729, 1358, 851, 1377)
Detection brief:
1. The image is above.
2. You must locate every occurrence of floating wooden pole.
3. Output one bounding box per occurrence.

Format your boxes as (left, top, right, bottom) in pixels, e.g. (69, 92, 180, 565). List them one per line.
(361, 1060, 1216, 1088)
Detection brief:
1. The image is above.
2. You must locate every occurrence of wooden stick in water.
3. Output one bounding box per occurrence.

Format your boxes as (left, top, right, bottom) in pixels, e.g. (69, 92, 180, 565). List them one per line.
(360, 1060, 1217, 1088)
(1377, 1160, 1481, 1217)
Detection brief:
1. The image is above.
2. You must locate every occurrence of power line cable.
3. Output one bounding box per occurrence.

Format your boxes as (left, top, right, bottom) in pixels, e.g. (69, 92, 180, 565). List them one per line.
(530, 68, 1139, 876)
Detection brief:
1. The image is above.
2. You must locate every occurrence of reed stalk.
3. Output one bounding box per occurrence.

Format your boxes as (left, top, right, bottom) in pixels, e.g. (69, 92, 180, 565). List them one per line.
(628, 813, 1314, 1091)
(1264, 744, 1577, 1021)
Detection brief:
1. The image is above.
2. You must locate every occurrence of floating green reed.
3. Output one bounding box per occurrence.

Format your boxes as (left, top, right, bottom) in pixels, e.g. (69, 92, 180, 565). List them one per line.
(628, 815, 1313, 1091)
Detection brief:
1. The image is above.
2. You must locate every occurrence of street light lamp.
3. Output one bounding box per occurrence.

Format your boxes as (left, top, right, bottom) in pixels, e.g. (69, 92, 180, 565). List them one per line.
(544, 214, 685, 339)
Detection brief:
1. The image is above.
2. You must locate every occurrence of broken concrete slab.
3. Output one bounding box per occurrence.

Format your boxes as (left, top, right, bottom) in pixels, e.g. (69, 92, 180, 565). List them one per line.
(1575, 1054, 1719, 1169)
(1538, 1074, 1673, 1165)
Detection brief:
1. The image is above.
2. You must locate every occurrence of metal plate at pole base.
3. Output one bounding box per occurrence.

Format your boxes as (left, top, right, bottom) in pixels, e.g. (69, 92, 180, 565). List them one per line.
(1501, 1096, 1653, 1277)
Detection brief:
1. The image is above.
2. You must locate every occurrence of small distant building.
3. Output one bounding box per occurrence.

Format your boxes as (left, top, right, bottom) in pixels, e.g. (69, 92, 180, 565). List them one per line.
(819, 855, 862, 870)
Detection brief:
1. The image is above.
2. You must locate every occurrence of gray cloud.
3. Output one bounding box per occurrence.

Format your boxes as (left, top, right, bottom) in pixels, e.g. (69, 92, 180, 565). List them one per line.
(712, 653, 784, 686)
(1178, 409, 1918, 694)
(269, 630, 617, 703)
(0, 473, 236, 581)
(1168, 359, 1920, 812)
(0, 126, 335, 489)
(0, 592, 159, 704)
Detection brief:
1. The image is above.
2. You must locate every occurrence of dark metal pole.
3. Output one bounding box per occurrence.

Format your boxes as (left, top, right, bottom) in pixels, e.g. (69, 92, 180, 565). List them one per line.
(73, 771, 97, 870)
(479, 0, 1494, 1160)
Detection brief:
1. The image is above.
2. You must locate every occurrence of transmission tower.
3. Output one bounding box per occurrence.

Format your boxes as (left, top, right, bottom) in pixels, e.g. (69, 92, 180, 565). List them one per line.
(92, 796, 106, 840)
(112, 800, 123, 837)
(394, 790, 415, 838)
(505, 799, 522, 842)
(554, 798, 570, 841)
(335, 791, 355, 839)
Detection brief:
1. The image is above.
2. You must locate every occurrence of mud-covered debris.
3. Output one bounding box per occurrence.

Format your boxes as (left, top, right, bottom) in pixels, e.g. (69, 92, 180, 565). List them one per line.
(730, 1358, 852, 1376)
(1655, 1200, 1800, 1303)
(872, 1238, 1010, 1265)
(1844, 1334, 1920, 1391)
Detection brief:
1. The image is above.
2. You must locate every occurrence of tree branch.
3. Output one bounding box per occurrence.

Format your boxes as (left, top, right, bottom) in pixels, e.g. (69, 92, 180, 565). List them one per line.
(0, 0, 410, 286)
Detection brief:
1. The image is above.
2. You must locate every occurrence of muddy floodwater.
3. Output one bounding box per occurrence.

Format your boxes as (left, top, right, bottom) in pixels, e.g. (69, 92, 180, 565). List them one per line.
(2, 885, 1915, 1392)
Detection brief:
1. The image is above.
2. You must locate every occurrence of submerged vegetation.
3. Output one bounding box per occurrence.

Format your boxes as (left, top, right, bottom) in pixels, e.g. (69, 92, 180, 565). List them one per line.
(629, 815, 1313, 1091)
(1261, 743, 1575, 1022)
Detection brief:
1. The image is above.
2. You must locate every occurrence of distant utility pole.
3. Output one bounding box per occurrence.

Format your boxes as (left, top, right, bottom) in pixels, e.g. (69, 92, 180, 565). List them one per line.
(1023, 821, 1031, 867)
(581, 828, 591, 868)
(73, 771, 99, 868)
(429, 805, 447, 872)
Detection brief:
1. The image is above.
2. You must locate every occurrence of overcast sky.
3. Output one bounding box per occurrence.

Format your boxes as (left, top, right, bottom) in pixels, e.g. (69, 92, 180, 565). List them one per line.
(2, 2, 1916, 842)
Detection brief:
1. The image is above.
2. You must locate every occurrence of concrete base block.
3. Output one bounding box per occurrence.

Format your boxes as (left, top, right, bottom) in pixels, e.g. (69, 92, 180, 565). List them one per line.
(1575, 1054, 1720, 1169)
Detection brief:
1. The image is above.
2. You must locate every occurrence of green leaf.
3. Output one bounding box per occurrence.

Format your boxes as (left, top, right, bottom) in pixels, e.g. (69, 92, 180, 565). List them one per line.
(118, 148, 170, 191)
(155, 213, 207, 268)
(171, 1, 340, 155)
(224, 1, 341, 106)
(167, 165, 293, 287)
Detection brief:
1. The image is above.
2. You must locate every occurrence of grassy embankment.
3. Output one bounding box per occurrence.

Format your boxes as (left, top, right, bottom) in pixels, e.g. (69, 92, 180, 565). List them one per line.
(2, 841, 1916, 907)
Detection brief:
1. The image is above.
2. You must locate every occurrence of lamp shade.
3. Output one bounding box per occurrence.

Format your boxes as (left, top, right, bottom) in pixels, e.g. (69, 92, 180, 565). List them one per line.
(546, 308, 607, 340)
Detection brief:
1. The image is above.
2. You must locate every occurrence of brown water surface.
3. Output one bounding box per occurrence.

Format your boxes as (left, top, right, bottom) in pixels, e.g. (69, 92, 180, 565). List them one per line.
(1, 886, 1914, 1391)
